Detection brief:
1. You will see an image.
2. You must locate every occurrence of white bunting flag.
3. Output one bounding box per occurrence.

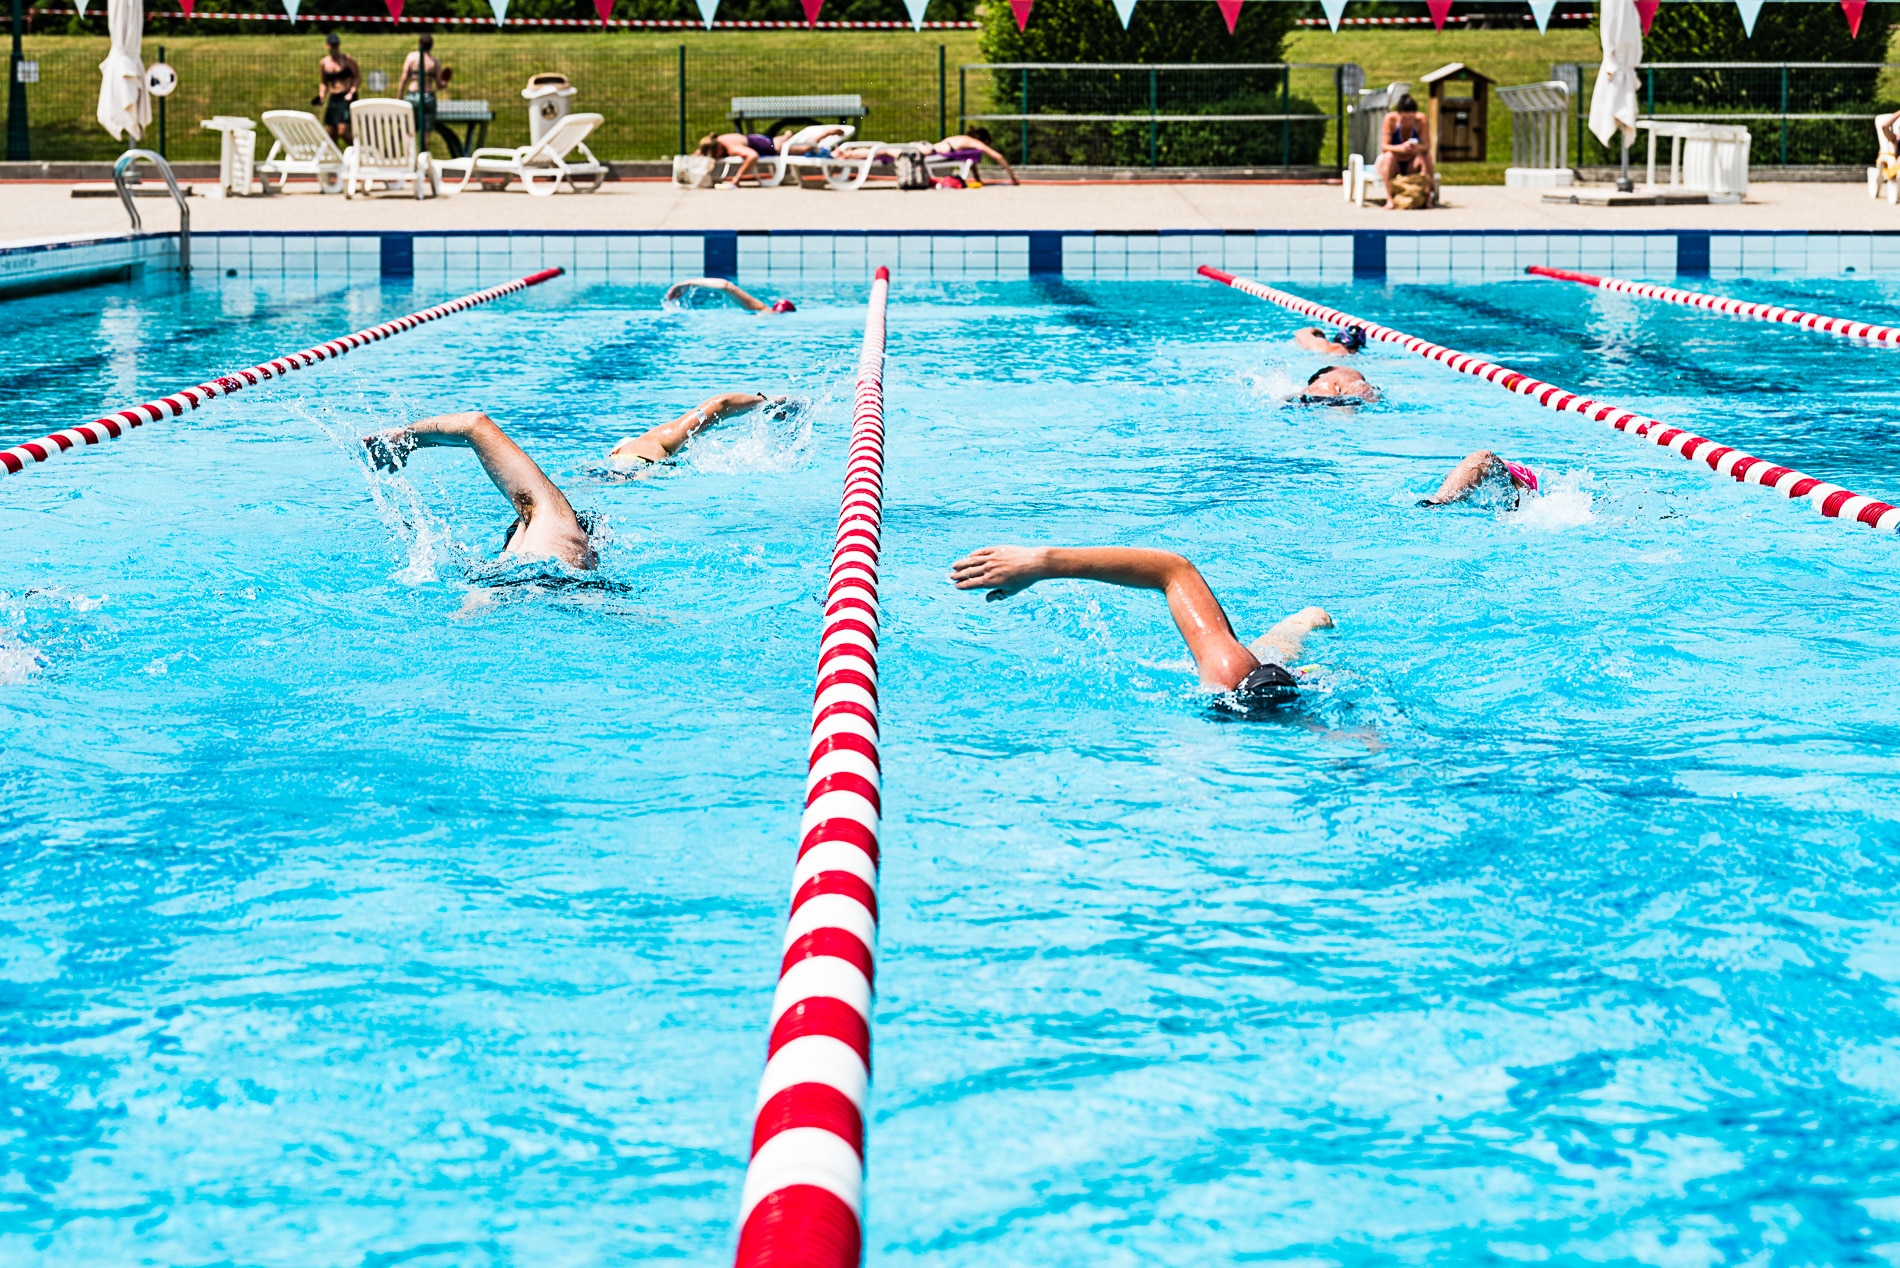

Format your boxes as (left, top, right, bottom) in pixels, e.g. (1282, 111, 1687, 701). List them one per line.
(1735, 0, 1764, 34)
(1112, 0, 1137, 26)
(73, 0, 88, 14)
(1528, 0, 1554, 32)
(1319, 0, 1347, 31)
(696, 0, 718, 27)
(905, 0, 928, 30)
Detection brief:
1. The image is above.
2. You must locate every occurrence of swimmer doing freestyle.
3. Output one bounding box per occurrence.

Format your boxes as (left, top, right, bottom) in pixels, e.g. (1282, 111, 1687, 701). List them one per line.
(1299, 365, 1378, 404)
(361, 392, 775, 569)
(951, 545, 1333, 706)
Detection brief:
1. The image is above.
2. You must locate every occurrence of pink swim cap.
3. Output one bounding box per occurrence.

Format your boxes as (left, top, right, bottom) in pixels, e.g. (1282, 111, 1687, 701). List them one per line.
(1502, 460, 1539, 493)
(772, 299, 797, 313)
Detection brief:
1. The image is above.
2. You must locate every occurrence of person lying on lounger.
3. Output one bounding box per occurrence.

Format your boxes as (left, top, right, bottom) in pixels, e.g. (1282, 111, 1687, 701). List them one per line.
(1294, 324, 1367, 356)
(605, 391, 774, 472)
(363, 412, 597, 570)
(1417, 449, 1539, 508)
(775, 124, 853, 156)
(663, 277, 795, 313)
(1298, 365, 1379, 404)
(928, 129, 1020, 185)
(950, 544, 1333, 705)
(695, 132, 769, 184)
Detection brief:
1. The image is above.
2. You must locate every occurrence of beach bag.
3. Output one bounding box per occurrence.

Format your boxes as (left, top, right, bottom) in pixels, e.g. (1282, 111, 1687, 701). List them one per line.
(674, 154, 717, 188)
(896, 151, 931, 190)
(1388, 173, 1431, 210)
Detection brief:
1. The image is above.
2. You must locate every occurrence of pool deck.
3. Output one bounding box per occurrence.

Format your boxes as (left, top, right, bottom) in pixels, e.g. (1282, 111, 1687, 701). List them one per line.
(0, 178, 1890, 243)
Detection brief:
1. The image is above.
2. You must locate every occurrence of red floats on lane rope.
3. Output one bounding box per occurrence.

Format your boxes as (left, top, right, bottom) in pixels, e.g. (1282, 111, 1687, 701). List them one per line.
(1527, 264, 1900, 347)
(0, 268, 566, 479)
(1198, 265, 1900, 533)
(734, 266, 889, 1268)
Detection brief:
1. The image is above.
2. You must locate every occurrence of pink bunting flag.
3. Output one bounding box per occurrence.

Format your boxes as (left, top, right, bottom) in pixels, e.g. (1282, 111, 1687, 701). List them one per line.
(179, 0, 194, 13)
(1635, 0, 1657, 33)
(593, 0, 612, 21)
(1426, 0, 1452, 29)
(1217, 0, 1242, 32)
(1843, 0, 1866, 36)
(1010, 0, 1033, 29)
(801, 0, 822, 23)
(384, 0, 403, 17)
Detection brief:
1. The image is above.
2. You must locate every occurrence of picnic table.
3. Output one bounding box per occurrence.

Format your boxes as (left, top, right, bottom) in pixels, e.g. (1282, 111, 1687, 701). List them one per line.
(729, 94, 865, 137)
(425, 99, 494, 159)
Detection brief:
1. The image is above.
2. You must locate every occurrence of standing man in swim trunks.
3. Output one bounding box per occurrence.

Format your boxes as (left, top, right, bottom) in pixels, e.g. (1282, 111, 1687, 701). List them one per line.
(1417, 450, 1539, 507)
(363, 413, 596, 570)
(315, 33, 360, 146)
(950, 545, 1333, 701)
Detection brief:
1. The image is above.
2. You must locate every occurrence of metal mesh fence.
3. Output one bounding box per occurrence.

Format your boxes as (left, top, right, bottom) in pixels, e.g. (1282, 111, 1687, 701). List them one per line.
(17, 31, 970, 162)
(958, 62, 1346, 168)
(1564, 61, 1900, 167)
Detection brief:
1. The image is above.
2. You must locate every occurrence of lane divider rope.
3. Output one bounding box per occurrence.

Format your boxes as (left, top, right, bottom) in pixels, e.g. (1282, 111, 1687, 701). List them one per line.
(1198, 265, 1899, 533)
(734, 265, 890, 1268)
(1, 267, 566, 479)
(1527, 264, 1900, 346)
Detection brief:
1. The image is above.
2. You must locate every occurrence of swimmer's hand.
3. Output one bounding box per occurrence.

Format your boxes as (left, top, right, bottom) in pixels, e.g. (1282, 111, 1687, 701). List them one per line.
(950, 545, 1046, 601)
(361, 429, 416, 472)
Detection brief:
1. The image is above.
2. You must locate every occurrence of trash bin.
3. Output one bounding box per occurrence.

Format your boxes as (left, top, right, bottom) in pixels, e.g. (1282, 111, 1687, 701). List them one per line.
(523, 74, 577, 147)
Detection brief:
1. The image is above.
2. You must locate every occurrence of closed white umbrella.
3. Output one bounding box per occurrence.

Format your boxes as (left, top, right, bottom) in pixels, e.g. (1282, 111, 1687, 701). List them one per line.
(97, 0, 149, 142)
(1589, 0, 1642, 190)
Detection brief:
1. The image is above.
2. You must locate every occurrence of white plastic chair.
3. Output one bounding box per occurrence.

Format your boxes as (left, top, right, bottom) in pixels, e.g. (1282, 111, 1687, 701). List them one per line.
(343, 98, 437, 199)
(258, 109, 345, 194)
(437, 112, 607, 196)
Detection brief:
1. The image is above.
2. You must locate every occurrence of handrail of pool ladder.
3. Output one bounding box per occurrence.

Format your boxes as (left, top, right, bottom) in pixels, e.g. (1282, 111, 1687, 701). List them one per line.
(733, 266, 889, 1268)
(1198, 265, 1900, 534)
(0, 268, 565, 478)
(1527, 264, 1900, 346)
(114, 149, 191, 277)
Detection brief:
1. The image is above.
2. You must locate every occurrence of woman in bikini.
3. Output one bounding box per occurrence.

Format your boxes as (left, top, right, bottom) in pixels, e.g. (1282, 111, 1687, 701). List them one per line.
(1374, 93, 1434, 210)
(315, 33, 359, 145)
(695, 133, 771, 185)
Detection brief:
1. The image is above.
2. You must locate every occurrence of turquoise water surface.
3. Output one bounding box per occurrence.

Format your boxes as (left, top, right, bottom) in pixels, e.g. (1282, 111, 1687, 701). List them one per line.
(2, 270, 1898, 1266)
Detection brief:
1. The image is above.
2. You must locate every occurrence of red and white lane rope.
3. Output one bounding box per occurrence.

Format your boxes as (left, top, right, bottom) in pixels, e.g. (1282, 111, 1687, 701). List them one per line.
(1, 268, 564, 478)
(1528, 265, 1900, 347)
(735, 265, 890, 1268)
(1199, 265, 1900, 533)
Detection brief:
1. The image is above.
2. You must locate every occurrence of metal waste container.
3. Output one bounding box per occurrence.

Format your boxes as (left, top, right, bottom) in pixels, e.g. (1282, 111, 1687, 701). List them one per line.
(523, 74, 577, 146)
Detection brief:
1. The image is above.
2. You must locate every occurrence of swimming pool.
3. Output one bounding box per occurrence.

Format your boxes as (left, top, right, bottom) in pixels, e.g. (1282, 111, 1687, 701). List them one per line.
(3, 268, 1898, 1265)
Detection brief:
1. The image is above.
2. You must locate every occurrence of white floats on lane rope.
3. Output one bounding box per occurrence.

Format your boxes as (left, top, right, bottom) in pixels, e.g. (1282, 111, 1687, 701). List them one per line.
(1526, 264, 1900, 346)
(1, 267, 566, 479)
(1198, 265, 1900, 534)
(734, 265, 889, 1268)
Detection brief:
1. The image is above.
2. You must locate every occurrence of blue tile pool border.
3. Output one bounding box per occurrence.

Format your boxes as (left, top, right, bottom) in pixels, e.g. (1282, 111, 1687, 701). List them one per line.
(4, 229, 1898, 296)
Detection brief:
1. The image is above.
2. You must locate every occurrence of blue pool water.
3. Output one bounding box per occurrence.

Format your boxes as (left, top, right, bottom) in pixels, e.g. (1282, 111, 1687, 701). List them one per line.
(3, 269, 1898, 1266)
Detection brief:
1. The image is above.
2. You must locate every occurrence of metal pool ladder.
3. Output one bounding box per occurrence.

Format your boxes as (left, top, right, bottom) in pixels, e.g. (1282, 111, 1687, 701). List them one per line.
(113, 149, 190, 277)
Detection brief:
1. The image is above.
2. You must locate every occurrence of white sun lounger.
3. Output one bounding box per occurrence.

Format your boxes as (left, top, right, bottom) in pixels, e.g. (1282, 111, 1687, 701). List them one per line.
(258, 110, 345, 194)
(789, 141, 912, 191)
(343, 98, 438, 199)
(437, 112, 608, 196)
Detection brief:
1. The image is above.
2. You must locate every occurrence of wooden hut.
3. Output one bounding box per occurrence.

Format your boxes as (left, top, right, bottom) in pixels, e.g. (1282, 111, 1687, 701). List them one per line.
(1421, 63, 1492, 164)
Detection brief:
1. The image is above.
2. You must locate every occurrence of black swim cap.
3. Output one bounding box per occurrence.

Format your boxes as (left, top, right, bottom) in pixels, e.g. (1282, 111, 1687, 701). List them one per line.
(1337, 325, 1367, 352)
(1235, 662, 1300, 707)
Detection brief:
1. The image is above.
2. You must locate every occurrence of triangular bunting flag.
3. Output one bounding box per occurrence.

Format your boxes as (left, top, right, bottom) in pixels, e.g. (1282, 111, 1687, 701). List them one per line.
(695, 0, 717, 27)
(1320, 0, 1346, 30)
(800, 0, 822, 24)
(1527, 0, 1553, 32)
(1844, 0, 1866, 36)
(1734, 0, 1762, 35)
(384, 0, 402, 18)
(593, 0, 612, 23)
(1426, 0, 1452, 29)
(1635, 0, 1658, 34)
(904, 0, 928, 30)
(1112, 0, 1137, 25)
(489, 0, 507, 23)
(179, 0, 195, 13)
(1217, 0, 1241, 32)
(1010, 0, 1032, 29)
(73, 0, 86, 15)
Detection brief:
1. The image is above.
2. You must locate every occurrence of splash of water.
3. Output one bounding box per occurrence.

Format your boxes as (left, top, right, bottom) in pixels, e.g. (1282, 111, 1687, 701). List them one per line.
(1511, 469, 1598, 532)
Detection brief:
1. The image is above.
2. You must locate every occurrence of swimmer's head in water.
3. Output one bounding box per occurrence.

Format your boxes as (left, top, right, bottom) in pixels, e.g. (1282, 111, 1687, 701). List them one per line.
(1303, 365, 1379, 403)
(1336, 325, 1367, 353)
(771, 299, 796, 313)
(1216, 662, 1301, 717)
(502, 510, 600, 555)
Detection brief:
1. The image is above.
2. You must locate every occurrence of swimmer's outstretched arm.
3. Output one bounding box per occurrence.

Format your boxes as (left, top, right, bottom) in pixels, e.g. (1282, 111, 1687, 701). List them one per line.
(1420, 449, 1528, 507)
(663, 277, 770, 313)
(608, 391, 768, 465)
(950, 545, 1260, 690)
(1294, 327, 1348, 356)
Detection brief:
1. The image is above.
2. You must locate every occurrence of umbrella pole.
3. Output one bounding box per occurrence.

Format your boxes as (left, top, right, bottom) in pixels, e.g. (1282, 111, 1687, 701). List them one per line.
(1616, 131, 1633, 193)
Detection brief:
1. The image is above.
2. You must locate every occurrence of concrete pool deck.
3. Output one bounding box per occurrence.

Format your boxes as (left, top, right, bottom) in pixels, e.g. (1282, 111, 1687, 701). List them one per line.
(0, 177, 1887, 242)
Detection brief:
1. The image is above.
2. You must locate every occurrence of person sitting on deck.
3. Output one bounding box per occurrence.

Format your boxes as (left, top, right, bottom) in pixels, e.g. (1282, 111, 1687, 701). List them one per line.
(1295, 325, 1367, 356)
(696, 132, 771, 185)
(950, 544, 1334, 706)
(1298, 365, 1379, 404)
(604, 391, 775, 472)
(928, 129, 1020, 185)
(663, 277, 795, 314)
(1417, 449, 1540, 509)
(1375, 93, 1435, 210)
(364, 412, 597, 570)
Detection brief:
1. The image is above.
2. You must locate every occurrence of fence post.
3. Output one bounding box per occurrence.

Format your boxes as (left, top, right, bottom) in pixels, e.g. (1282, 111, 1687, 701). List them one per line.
(156, 43, 165, 160)
(677, 44, 686, 157)
(959, 64, 965, 132)
(938, 45, 946, 140)
(1020, 68, 1029, 167)
(1280, 63, 1290, 168)
(1335, 64, 1344, 171)
(1148, 65, 1157, 168)
(7, 0, 28, 162)
(1779, 63, 1788, 166)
